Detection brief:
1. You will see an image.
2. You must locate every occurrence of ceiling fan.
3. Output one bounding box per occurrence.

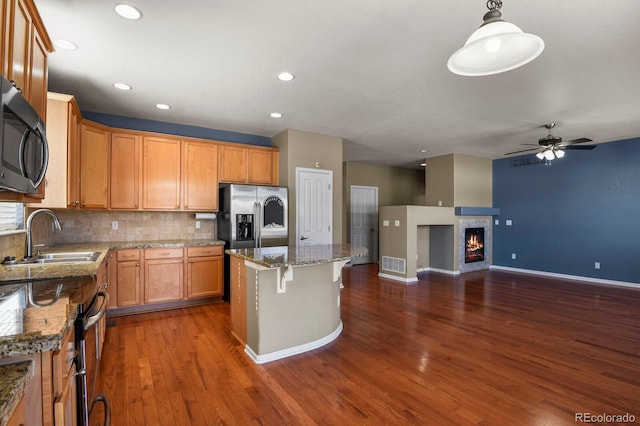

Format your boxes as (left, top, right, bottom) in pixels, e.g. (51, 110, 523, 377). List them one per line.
(505, 123, 595, 160)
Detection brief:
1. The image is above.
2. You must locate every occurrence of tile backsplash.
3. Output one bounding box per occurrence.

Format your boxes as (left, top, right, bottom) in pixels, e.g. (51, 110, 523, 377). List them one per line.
(41, 210, 216, 245)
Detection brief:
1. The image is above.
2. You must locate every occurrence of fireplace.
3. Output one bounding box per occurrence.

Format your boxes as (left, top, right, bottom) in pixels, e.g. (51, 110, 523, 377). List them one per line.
(464, 227, 485, 263)
(459, 219, 490, 273)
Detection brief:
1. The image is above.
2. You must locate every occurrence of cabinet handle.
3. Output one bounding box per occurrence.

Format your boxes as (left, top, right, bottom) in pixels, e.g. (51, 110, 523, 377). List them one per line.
(136, 263, 139, 267)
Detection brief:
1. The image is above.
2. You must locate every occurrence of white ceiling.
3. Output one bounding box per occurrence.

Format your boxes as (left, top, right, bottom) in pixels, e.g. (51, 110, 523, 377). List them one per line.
(33, 0, 640, 169)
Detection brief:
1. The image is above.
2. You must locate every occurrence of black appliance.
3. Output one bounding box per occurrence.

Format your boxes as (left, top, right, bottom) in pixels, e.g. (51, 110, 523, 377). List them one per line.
(75, 287, 111, 426)
(0, 74, 48, 194)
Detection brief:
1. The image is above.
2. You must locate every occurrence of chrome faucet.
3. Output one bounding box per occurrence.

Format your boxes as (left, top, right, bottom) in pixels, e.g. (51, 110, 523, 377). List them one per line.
(25, 209, 62, 259)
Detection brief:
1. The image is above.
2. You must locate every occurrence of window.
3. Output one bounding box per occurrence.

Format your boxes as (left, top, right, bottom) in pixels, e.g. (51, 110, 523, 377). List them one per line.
(0, 202, 24, 232)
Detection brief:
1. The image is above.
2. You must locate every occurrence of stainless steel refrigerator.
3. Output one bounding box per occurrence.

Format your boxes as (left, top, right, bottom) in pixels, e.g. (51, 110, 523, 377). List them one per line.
(218, 183, 288, 298)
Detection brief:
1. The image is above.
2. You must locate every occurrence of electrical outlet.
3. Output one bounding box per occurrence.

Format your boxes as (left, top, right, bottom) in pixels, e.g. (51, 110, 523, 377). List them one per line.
(195, 221, 201, 229)
(112, 221, 118, 230)
(595, 262, 600, 269)
(511, 253, 516, 260)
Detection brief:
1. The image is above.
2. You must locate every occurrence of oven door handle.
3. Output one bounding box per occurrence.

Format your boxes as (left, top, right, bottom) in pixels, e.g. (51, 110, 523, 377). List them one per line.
(84, 291, 109, 331)
(90, 393, 111, 426)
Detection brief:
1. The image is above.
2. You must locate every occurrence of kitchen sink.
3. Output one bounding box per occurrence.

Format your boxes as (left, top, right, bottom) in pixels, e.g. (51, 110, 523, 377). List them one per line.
(7, 251, 101, 266)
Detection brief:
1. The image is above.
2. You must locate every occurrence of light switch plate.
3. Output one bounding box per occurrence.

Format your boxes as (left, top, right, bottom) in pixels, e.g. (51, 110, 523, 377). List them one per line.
(506, 220, 513, 226)
(394, 220, 400, 227)
(383, 220, 389, 227)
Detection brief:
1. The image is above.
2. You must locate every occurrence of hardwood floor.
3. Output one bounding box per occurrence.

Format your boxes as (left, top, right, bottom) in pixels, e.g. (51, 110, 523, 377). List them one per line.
(94, 265, 640, 425)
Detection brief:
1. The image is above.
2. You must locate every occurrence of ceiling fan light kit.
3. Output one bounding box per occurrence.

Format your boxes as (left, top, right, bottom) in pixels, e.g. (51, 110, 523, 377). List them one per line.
(504, 122, 596, 160)
(447, 0, 545, 76)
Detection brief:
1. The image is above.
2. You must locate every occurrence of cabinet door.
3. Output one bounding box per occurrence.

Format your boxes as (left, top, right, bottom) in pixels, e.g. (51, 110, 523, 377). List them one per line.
(117, 260, 141, 307)
(247, 149, 277, 185)
(144, 258, 184, 303)
(182, 141, 218, 211)
(106, 252, 117, 309)
(187, 256, 222, 298)
(53, 365, 77, 426)
(230, 255, 247, 345)
(110, 132, 141, 209)
(79, 123, 109, 208)
(67, 104, 81, 207)
(7, 0, 31, 97)
(28, 25, 47, 120)
(218, 145, 247, 183)
(143, 136, 181, 209)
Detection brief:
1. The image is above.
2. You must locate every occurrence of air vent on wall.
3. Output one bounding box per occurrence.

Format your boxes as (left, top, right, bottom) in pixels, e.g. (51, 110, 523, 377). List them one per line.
(381, 256, 406, 274)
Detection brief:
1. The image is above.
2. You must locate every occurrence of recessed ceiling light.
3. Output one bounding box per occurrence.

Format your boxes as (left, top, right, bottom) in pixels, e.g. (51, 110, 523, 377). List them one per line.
(420, 163, 426, 167)
(113, 83, 132, 91)
(156, 103, 170, 110)
(420, 149, 428, 153)
(270, 112, 283, 118)
(115, 3, 142, 20)
(53, 39, 78, 50)
(277, 72, 295, 82)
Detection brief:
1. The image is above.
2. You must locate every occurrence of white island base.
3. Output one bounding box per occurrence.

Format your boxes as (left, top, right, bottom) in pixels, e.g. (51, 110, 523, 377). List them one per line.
(243, 259, 350, 364)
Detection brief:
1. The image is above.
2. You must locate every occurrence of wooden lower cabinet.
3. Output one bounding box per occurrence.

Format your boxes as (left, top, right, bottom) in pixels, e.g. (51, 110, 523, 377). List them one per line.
(115, 250, 142, 307)
(230, 255, 247, 345)
(144, 248, 184, 304)
(186, 246, 223, 298)
(106, 246, 223, 314)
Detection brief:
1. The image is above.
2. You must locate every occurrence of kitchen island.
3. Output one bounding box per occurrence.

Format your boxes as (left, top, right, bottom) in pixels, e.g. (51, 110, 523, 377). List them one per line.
(227, 244, 367, 364)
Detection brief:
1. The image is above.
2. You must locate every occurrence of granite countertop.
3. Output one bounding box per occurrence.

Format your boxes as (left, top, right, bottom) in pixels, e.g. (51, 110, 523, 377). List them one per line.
(0, 239, 225, 284)
(226, 243, 368, 268)
(0, 361, 33, 426)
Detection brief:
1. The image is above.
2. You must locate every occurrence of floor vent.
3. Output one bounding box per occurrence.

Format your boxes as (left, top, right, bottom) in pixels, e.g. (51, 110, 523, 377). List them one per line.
(381, 256, 406, 274)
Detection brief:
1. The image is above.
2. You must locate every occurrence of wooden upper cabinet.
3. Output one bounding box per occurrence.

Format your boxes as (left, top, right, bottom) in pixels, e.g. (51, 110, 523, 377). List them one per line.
(218, 145, 247, 183)
(27, 25, 48, 119)
(7, 0, 31, 97)
(4, 0, 53, 117)
(32, 93, 81, 209)
(182, 141, 218, 211)
(248, 148, 278, 185)
(110, 132, 141, 210)
(78, 122, 109, 209)
(219, 145, 279, 185)
(143, 136, 181, 210)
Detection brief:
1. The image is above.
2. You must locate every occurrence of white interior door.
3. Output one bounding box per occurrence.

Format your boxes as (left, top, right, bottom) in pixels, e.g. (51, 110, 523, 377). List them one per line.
(296, 168, 333, 245)
(350, 185, 378, 264)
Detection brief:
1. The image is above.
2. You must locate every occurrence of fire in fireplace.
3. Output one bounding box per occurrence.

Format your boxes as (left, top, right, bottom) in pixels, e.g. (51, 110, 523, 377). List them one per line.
(464, 227, 485, 263)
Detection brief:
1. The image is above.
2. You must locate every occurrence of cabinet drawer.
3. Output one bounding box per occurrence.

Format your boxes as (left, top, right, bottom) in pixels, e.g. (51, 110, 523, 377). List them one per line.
(187, 246, 223, 257)
(52, 327, 75, 398)
(144, 248, 184, 259)
(117, 249, 140, 261)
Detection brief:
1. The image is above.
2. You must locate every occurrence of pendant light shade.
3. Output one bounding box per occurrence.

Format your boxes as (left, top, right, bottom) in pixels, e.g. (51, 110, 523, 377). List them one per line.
(447, 1, 544, 76)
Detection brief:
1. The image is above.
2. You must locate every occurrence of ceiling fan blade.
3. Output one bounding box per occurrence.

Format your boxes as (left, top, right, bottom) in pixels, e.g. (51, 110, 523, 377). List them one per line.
(563, 145, 597, 150)
(561, 137, 593, 146)
(504, 147, 539, 155)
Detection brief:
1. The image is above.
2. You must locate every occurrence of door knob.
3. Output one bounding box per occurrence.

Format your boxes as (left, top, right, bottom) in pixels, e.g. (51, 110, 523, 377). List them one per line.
(300, 236, 308, 240)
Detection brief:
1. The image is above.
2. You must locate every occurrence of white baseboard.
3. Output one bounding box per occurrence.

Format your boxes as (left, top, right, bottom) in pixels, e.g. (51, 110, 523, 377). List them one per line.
(244, 321, 343, 364)
(377, 272, 418, 284)
(490, 265, 640, 289)
(423, 267, 460, 276)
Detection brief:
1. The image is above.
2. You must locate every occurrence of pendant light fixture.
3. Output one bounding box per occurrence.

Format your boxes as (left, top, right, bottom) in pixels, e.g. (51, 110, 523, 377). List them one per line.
(447, 0, 544, 76)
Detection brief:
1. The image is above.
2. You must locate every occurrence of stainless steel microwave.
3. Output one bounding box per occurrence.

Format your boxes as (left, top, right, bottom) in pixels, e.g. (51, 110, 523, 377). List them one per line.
(0, 75, 48, 194)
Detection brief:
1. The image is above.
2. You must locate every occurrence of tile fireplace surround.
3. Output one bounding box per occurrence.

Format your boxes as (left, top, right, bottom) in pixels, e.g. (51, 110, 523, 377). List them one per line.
(459, 219, 491, 273)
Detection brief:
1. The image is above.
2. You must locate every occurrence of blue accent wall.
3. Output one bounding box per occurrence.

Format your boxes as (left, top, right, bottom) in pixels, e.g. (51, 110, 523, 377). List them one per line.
(81, 111, 272, 146)
(493, 138, 640, 284)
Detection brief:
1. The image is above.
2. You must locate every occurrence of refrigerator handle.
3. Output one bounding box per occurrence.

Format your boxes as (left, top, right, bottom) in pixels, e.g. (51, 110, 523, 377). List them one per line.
(253, 202, 262, 248)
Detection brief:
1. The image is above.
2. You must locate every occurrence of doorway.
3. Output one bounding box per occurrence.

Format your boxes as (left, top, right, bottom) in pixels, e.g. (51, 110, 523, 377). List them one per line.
(295, 167, 333, 245)
(350, 185, 378, 264)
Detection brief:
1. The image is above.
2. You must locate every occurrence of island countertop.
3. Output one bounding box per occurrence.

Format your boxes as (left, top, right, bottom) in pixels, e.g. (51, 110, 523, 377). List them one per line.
(226, 243, 368, 268)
